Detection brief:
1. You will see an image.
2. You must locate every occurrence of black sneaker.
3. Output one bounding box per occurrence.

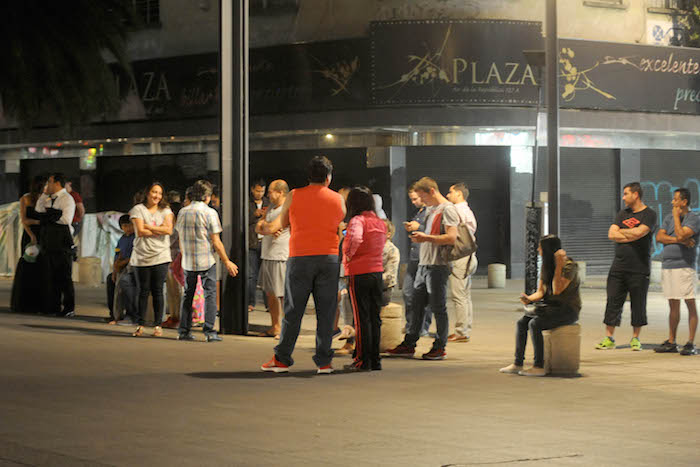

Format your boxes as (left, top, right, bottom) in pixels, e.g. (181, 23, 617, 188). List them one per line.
(344, 361, 370, 372)
(370, 360, 382, 371)
(178, 333, 196, 341)
(205, 332, 223, 342)
(679, 342, 697, 356)
(654, 340, 678, 353)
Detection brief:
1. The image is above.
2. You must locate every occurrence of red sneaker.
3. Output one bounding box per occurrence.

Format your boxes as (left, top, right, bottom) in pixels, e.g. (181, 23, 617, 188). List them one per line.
(261, 356, 289, 373)
(384, 344, 415, 358)
(317, 364, 334, 374)
(421, 348, 446, 360)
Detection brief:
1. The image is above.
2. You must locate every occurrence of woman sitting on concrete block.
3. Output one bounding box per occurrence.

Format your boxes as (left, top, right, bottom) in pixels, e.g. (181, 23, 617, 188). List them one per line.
(499, 235, 581, 377)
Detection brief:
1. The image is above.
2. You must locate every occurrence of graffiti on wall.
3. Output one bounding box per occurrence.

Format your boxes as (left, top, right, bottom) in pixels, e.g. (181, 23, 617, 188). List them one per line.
(641, 178, 700, 258)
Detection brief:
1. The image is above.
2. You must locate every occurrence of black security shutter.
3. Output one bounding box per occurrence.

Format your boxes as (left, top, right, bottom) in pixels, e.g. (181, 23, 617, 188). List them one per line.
(559, 148, 618, 275)
(641, 149, 700, 270)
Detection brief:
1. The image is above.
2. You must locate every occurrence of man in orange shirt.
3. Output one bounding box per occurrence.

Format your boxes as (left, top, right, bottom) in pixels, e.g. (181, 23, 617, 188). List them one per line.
(258, 156, 346, 374)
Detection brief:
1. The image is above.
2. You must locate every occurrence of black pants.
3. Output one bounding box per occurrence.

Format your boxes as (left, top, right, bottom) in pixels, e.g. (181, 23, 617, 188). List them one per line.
(347, 272, 383, 368)
(44, 250, 75, 315)
(134, 263, 169, 326)
(604, 270, 649, 327)
(515, 305, 578, 367)
(107, 273, 115, 318)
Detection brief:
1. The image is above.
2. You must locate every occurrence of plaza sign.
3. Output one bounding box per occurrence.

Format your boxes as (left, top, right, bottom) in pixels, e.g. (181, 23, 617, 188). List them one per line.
(370, 20, 542, 106)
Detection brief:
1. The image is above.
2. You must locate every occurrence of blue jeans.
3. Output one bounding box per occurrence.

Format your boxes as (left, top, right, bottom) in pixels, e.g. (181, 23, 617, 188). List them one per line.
(178, 265, 217, 334)
(404, 265, 450, 350)
(403, 260, 432, 335)
(275, 255, 340, 367)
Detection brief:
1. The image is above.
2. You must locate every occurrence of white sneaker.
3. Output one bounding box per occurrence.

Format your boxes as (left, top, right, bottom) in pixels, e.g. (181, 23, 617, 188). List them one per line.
(499, 363, 523, 374)
(519, 366, 546, 377)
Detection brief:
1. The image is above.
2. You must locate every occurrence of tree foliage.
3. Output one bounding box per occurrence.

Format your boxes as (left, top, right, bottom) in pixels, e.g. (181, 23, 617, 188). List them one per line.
(0, 1, 134, 130)
(672, 0, 700, 47)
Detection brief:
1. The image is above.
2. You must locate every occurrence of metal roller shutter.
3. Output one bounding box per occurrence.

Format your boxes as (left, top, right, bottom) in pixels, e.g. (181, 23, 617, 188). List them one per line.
(559, 148, 618, 276)
(641, 149, 700, 271)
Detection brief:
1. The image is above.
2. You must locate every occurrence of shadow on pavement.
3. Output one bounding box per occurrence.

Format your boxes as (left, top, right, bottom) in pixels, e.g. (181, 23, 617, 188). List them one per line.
(187, 369, 369, 379)
(187, 370, 318, 379)
(23, 323, 145, 339)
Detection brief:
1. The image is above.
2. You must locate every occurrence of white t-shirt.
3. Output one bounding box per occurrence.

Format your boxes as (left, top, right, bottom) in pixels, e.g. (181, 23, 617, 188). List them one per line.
(419, 202, 460, 266)
(261, 204, 290, 261)
(129, 203, 173, 267)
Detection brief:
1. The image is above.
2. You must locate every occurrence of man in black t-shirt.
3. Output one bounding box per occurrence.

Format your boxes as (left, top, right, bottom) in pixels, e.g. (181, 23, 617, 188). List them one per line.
(596, 182, 657, 351)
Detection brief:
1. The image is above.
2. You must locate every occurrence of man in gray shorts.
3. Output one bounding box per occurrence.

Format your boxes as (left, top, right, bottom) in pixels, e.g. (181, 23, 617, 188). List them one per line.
(655, 188, 700, 355)
(255, 180, 290, 338)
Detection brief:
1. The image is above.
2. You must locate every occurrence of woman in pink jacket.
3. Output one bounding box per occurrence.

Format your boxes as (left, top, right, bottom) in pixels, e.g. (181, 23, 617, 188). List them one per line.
(343, 186, 387, 371)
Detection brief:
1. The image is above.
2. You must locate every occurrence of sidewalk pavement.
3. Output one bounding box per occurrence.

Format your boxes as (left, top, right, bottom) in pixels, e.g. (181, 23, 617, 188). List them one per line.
(0, 277, 698, 466)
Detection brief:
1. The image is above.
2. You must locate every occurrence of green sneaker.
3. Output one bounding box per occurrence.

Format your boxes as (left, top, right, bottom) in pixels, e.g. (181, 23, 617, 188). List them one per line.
(630, 337, 642, 351)
(596, 336, 616, 350)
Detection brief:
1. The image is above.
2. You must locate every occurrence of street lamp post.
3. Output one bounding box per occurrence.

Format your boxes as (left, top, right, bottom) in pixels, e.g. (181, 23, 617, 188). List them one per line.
(546, 0, 560, 236)
(522, 49, 545, 295)
(220, 0, 249, 334)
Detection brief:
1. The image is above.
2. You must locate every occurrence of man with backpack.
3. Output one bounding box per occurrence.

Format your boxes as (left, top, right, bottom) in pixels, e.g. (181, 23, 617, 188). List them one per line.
(446, 182, 478, 343)
(385, 177, 458, 360)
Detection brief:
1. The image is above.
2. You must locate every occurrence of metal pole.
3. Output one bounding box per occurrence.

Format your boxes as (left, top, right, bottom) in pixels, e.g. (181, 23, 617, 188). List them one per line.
(531, 80, 542, 204)
(546, 0, 560, 236)
(220, 0, 249, 334)
(525, 77, 544, 295)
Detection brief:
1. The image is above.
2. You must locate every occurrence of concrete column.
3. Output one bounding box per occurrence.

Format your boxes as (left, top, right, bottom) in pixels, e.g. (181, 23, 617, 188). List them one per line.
(389, 146, 408, 262)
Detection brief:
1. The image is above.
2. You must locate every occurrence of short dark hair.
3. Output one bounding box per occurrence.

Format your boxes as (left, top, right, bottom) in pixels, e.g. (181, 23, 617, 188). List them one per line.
(451, 182, 470, 200)
(251, 178, 266, 189)
(211, 184, 220, 198)
(190, 180, 213, 202)
(167, 190, 181, 204)
(308, 156, 333, 183)
(118, 214, 131, 226)
(623, 182, 643, 200)
(185, 186, 193, 201)
(346, 186, 376, 219)
(49, 173, 66, 187)
(675, 188, 691, 205)
(133, 189, 145, 206)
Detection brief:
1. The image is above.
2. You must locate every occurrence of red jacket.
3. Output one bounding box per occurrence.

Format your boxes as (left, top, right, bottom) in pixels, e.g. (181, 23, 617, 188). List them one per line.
(343, 211, 386, 276)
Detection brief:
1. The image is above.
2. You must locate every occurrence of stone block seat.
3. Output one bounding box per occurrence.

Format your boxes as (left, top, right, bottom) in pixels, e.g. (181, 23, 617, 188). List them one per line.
(380, 302, 403, 352)
(543, 323, 581, 376)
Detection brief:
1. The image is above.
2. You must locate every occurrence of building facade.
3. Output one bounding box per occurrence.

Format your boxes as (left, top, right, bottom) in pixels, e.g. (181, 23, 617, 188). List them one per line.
(1, 0, 698, 276)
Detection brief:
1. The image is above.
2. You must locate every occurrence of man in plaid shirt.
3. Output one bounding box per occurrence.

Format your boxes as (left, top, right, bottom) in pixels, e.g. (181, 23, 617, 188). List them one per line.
(176, 180, 239, 342)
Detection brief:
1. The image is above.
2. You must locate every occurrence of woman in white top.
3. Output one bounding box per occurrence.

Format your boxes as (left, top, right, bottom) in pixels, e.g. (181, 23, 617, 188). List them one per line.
(129, 182, 174, 337)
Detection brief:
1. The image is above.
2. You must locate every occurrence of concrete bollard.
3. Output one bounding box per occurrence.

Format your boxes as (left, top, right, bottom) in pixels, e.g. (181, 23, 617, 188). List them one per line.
(488, 263, 506, 288)
(78, 257, 102, 287)
(650, 261, 662, 284)
(543, 323, 581, 376)
(576, 261, 586, 285)
(380, 302, 403, 352)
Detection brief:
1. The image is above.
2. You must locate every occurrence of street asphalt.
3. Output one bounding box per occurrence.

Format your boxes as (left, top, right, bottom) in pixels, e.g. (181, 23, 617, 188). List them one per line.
(0, 277, 698, 467)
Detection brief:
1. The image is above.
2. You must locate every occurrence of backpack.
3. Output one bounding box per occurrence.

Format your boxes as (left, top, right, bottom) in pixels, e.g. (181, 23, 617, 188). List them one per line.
(431, 207, 478, 264)
(447, 223, 477, 262)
